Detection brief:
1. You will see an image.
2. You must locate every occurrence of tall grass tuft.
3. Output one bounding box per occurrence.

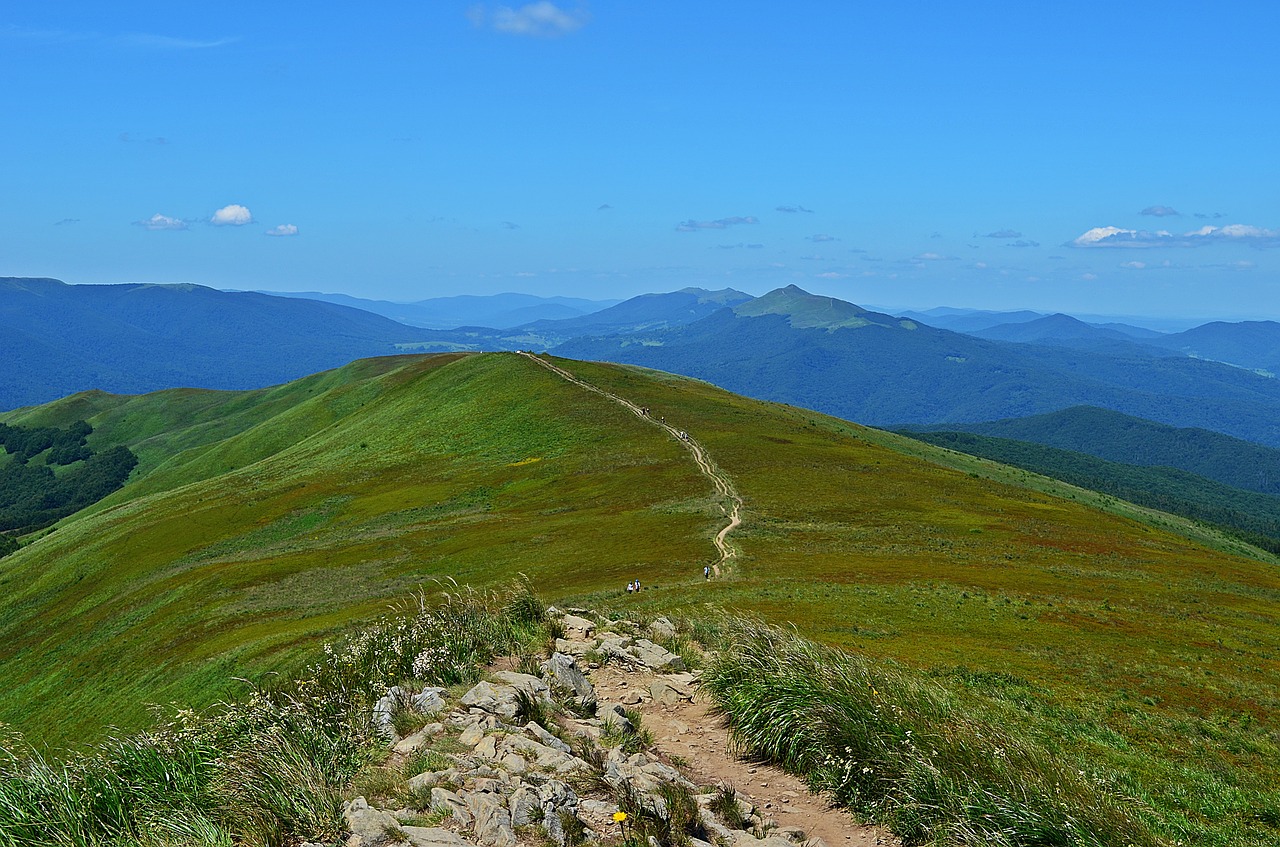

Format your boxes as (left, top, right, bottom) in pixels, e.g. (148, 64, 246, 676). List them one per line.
(701, 618, 1163, 847)
(0, 579, 552, 846)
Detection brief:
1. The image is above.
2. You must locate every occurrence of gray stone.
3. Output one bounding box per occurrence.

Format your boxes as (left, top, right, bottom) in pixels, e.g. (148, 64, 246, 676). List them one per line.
(460, 682, 521, 719)
(542, 652, 594, 700)
(492, 671, 551, 698)
(554, 638, 594, 657)
(649, 616, 677, 640)
(649, 678, 693, 706)
(373, 687, 406, 733)
(466, 789, 517, 847)
(459, 723, 485, 746)
(401, 827, 474, 847)
(500, 752, 528, 774)
(394, 723, 444, 756)
(343, 796, 403, 845)
(632, 638, 686, 672)
(430, 788, 473, 827)
(699, 808, 739, 845)
(525, 720, 572, 754)
(413, 686, 447, 714)
(509, 785, 541, 827)
(621, 689, 645, 705)
(773, 827, 808, 843)
(562, 613, 596, 635)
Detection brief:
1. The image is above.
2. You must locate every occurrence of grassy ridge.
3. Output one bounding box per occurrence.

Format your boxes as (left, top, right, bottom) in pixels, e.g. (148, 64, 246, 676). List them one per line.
(3, 352, 1280, 843)
(0, 353, 713, 745)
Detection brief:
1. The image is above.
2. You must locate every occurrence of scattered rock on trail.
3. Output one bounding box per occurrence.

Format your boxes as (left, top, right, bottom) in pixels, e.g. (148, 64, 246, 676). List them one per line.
(352, 609, 892, 847)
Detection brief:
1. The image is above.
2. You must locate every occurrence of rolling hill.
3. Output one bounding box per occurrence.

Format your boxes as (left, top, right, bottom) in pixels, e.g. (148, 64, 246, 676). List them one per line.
(556, 285, 1280, 446)
(256, 290, 620, 329)
(0, 277, 447, 411)
(2, 352, 1279, 846)
(907, 405, 1280, 494)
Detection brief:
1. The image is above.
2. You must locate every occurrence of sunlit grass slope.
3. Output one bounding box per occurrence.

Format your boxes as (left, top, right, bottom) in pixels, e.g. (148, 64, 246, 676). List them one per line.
(0, 353, 715, 746)
(4, 352, 1280, 843)
(552, 358, 1280, 845)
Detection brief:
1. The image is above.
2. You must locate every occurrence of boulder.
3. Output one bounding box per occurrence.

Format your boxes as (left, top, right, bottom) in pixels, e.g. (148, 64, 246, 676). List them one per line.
(465, 789, 516, 847)
(632, 639, 686, 672)
(648, 616, 677, 640)
(413, 686, 447, 714)
(430, 788, 473, 827)
(562, 613, 596, 635)
(554, 638, 594, 657)
(401, 827, 474, 847)
(525, 720, 572, 754)
(542, 652, 594, 700)
(492, 671, 551, 698)
(460, 682, 521, 719)
(649, 674, 696, 706)
(343, 797, 404, 846)
(459, 723, 486, 746)
(394, 723, 444, 755)
(509, 784, 541, 827)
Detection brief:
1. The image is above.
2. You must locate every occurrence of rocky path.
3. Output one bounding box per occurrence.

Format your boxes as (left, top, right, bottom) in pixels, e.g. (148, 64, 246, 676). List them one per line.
(517, 352, 743, 575)
(344, 609, 895, 847)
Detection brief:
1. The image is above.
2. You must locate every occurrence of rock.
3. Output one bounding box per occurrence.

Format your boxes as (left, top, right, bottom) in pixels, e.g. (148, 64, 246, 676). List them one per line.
(430, 788, 473, 827)
(509, 785, 541, 827)
(474, 735, 499, 760)
(413, 686, 447, 714)
(655, 675, 696, 711)
(466, 789, 517, 847)
(344, 796, 404, 845)
(649, 616, 677, 640)
(632, 639, 686, 672)
(373, 687, 406, 733)
(492, 671, 551, 697)
(752, 838, 800, 847)
(401, 827, 474, 847)
(542, 652, 594, 700)
(596, 702, 634, 733)
(525, 720, 572, 754)
(698, 808, 739, 845)
(773, 827, 808, 843)
(562, 613, 596, 635)
(621, 690, 645, 705)
(500, 752, 528, 774)
(460, 682, 522, 719)
(459, 723, 485, 746)
(394, 723, 444, 755)
(554, 637, 594, 656)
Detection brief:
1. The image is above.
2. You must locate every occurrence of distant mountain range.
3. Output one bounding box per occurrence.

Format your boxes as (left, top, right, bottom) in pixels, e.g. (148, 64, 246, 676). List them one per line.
(0, 277, 438, 411)
(8, 277, 1280, 450)
(556, 285, 1280, 447)
(254, 290, 620, 329)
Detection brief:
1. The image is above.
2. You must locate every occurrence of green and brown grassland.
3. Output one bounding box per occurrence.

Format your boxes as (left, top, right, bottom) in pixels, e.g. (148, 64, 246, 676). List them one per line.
(2, 351, 1279, 845)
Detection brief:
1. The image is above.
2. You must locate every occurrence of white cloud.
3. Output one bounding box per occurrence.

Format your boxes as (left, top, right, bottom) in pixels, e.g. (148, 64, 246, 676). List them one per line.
(211, 204, 253, 226)
(1081, 272, 1099, 280)
(1120, 261, 1146, 270)
(815, 272, 848, 279)
(1068, 223, 1280, 248)
(1140, 205, 1181, 217)
(472, 2, 589, 37)
(807, 233, 838, 242)
(134, 213, 188, 231)
(264, 224, 298, 237)
(912, 252, 958, 261)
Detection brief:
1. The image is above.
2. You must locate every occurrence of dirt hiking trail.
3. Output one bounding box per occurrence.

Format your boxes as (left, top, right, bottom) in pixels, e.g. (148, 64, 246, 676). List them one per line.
(518, 352, 742, 575)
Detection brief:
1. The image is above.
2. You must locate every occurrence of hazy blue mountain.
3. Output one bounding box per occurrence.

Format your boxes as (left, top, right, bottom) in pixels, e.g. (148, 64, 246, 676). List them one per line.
(0, 277, 443, 411)
(971, 314, 1139, 344)
(555, 285, 1280, 447)
(897, 308, 1046, 333)
(511, 287, 752, 344)
(903, 405, 1280, 495)
(1143, 320, 1280, 376)
(253, 290, 619, 329)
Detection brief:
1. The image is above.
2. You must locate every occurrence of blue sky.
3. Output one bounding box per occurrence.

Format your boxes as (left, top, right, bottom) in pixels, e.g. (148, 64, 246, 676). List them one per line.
(3, 2, 1278, 318)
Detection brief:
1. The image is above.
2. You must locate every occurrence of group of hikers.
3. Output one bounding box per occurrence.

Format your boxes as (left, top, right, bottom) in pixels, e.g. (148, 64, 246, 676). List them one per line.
(625, 565, 712, 595)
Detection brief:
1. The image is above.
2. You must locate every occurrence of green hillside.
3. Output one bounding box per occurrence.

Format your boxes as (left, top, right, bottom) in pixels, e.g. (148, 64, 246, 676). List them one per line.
(896, 428, 1280, 552)
(2, 352, 1279, 844)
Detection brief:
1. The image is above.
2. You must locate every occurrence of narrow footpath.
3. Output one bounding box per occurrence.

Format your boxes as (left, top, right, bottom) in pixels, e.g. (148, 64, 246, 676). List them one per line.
(517, 352, 742, 575)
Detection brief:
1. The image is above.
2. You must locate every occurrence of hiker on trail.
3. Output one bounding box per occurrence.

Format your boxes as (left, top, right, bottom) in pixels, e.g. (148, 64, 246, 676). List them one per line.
(704, 565, 711, 580)
(626, 581, 634, 594)
(635, 578, 641, 592)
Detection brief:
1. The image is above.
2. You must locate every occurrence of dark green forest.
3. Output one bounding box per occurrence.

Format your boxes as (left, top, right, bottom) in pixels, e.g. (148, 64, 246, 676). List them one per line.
(897, 429, 1280, 554)
(0, 420, 137, 550)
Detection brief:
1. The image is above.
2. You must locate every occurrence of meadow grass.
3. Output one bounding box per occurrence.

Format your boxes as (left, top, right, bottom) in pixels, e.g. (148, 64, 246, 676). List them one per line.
(0, 580, 548, 847)
(2, 353, 1279, 844)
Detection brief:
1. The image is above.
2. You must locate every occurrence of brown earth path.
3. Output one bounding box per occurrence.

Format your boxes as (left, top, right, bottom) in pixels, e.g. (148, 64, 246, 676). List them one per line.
(517, 352, 742, 575)
(588, 663, 898, 847)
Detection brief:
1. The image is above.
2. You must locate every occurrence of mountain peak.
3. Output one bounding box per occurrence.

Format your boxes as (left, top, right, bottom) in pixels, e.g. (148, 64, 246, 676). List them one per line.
(733, 286, 897, 330)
